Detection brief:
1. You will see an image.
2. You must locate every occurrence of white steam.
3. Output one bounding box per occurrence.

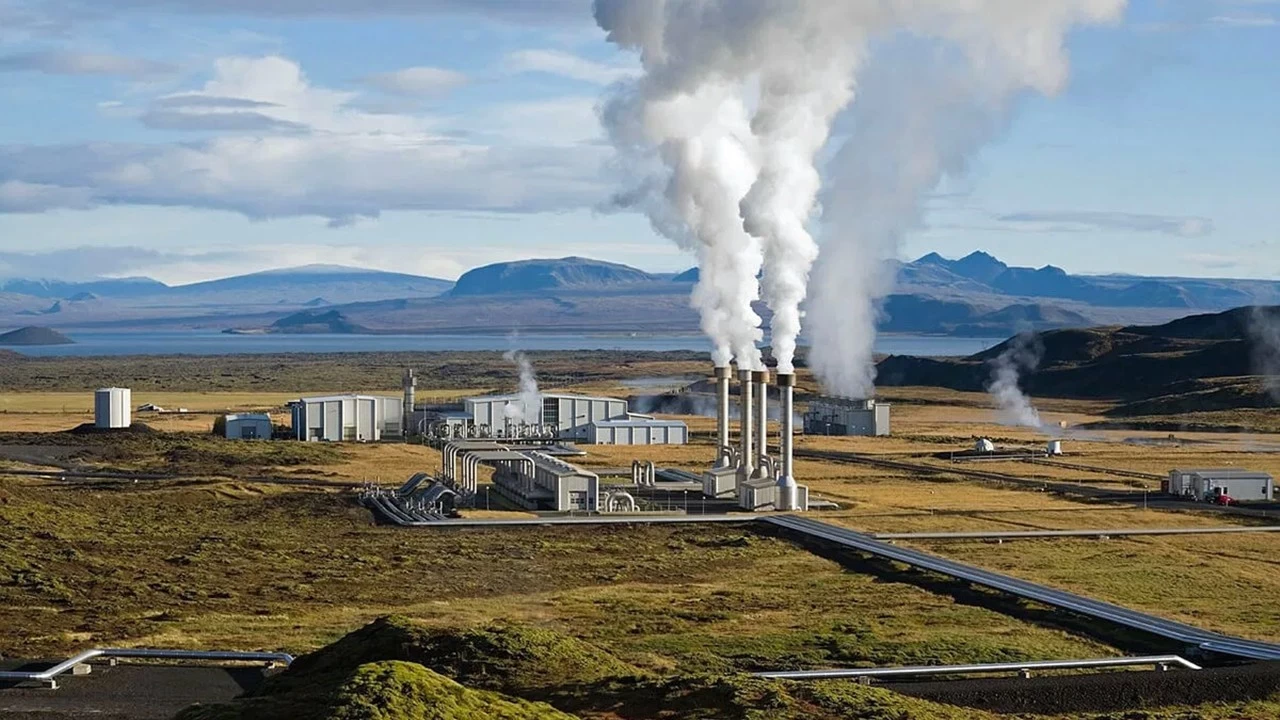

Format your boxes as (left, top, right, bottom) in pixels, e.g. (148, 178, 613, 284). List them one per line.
(503, 349, 542, 424)
(988, 333, 1044, 429)
(1250, 306, 1280, 402)
(596, 0, 1124, 389)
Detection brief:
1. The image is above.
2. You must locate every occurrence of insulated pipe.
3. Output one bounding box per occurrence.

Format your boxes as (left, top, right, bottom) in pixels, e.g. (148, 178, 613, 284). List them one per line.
(714, 366, 732, 467)
(752, 370, 769, 480)
(776, 373, 798, 511)
(0, 648, 296, 689)
(738, 369, 755, 484)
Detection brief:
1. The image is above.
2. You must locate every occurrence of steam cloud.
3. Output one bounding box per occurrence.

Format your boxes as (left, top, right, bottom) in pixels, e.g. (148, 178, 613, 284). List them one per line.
(596, 1, 1124, 390)
(503, 349, 542, 424)
(988, 333, 1044, 429)
(1250, 306, 1280, 402)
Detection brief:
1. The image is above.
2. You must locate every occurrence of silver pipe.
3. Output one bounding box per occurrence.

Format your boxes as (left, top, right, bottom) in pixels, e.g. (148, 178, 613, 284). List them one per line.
(0, 648, 295, 689)
(714, 366, 731, 467)
(738, 369, 754, 484)
(755, 655, 1202, 681)
(752, 370, 769, 480)
(776, 373, 797, 511)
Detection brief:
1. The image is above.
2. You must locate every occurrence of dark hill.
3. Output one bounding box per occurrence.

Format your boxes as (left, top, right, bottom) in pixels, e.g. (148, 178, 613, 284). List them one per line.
(449, 257, 654, 296)
(0, 326, 74, 346)
(876, 306, 1280, 410)
(269, 309, 367, 334)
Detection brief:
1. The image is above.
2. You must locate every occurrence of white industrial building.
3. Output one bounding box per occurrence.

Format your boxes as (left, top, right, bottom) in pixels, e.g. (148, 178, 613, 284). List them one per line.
(224, 413, 272, 440)
(586, 417, 688, 445)
(490, 451, 601, 512)
(94, 388, 131, 429)
(804, 397, 891, 437)
(1167, 469, 1274, 502)
(289, 394, 404, 442)
(464, 393, 676, 443)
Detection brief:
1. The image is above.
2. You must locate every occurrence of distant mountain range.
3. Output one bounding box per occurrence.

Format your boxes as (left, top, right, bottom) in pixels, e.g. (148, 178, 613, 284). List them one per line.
(2, 252, 1278, 337)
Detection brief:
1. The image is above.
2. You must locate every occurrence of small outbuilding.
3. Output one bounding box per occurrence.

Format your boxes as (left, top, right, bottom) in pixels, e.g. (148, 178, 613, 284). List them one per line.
(224, 413, 272, 440)
(94, 387, 131, 429)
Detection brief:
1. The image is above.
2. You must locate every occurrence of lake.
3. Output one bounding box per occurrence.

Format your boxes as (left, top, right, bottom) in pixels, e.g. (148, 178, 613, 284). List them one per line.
(5, 331, 1002, 358)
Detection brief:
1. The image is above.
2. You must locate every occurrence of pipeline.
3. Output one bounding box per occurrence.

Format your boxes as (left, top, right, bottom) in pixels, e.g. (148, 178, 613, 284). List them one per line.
(0, 648, 294, 689)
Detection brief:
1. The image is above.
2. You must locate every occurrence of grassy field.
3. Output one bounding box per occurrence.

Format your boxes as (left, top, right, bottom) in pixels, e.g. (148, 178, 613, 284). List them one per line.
(0, 475, 1117, 673)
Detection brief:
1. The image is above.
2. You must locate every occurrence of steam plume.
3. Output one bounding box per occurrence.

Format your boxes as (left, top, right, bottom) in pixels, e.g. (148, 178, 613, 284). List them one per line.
(987, 333, 1044, 429)
(596, 0, 1124, 391)
(1250, 306, 1280, 402)
(503, 349, 542, 424)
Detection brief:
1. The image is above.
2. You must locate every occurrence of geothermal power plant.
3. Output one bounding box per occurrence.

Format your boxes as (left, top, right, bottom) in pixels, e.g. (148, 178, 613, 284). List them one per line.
(703, 365, 807, 512)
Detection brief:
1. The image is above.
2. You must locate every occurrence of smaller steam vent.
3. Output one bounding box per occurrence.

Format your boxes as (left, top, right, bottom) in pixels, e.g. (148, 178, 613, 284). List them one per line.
(94, 387, 132, 429)
(803, 396, 890, 437)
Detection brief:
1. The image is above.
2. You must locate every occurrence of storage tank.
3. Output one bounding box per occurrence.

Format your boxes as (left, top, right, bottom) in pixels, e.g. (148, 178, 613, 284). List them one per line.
(94, 387, 131, 429)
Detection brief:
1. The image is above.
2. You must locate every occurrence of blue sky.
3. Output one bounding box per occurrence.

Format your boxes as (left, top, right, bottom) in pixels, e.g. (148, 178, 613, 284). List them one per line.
(0, 0, 1276, 285)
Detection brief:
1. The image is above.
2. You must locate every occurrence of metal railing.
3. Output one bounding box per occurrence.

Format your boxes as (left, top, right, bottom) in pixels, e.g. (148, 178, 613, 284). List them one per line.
(755, 655, 1202, 681)
(0, 648, 294, 689)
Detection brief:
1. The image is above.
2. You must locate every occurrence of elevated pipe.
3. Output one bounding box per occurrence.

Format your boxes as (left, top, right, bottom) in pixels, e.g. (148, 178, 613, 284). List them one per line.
(776, 373, 798, 511)
(0, 648, 295, 689)
(755, 655, 1201, 681)
(752, 370, 769, 480)
(714, 366, 732, 467)
(738, 368, 754, 484)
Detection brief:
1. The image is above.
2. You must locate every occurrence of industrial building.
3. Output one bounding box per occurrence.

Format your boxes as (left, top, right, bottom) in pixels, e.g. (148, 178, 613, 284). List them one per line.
(489, 451, 601, 512)
(1167, 469, 1274, 502)
(803, 396, 891, 437)
(94, 388, 131, 429)
(465, 393, 626, 440)
(224, 413, 272, 440)
(587, 417, 688, 445)
(289, 394, 404, 442)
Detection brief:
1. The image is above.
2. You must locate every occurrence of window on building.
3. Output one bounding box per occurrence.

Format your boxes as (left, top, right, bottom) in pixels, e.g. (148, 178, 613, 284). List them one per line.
(542, 398, 559, 426)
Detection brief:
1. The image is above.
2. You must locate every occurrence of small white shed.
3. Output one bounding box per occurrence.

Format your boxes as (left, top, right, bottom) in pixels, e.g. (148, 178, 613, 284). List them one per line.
(225, 413, 273, 440)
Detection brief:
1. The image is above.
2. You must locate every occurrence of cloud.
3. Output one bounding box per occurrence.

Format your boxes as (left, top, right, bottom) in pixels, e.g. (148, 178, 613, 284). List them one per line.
(0, 55, 609, 222)
(363, 66, 468, 96)
(43, 0, 591, 21)
(0, 180, 95, 212)
(153, 95, 281, 109)
(1209, 14, 1278, 25)
(0, 49, 176, 78)
(505, 49, 635, 85)
(1181, 252, 1245, 269)
(140, 109, 309, 132)
(996, 211, 1215, 238)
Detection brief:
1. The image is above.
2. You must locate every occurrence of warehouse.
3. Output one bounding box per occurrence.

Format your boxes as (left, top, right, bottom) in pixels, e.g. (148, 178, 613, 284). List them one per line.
(587, 416, 688, 445)
(803, 396, 890, 437)
(489, 451, 600, 512)
(1167, 469, 1274, 502)
(289, 394, 404, 442)
(464, 393, 628, 441)
(224, 413, 272, 440)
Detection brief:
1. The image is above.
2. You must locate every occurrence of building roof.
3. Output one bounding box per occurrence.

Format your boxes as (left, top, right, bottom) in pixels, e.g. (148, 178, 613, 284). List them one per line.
(466, 392, 624, 405)
(292, 394, 399, 403)
(225, 413, 271, 422)
(1175, 468, 1274, 480)
(590, 417, 688, 429)
(523, 450, 599, 479)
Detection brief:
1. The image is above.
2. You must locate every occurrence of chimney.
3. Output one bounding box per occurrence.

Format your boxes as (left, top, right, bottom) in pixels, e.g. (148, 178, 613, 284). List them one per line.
(752, 369, 770, 480)
(738, 368, 755, 484)
(776, 372, 798, 511)
(714, 365, 732, 467)
(402, 368, 416, 436)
